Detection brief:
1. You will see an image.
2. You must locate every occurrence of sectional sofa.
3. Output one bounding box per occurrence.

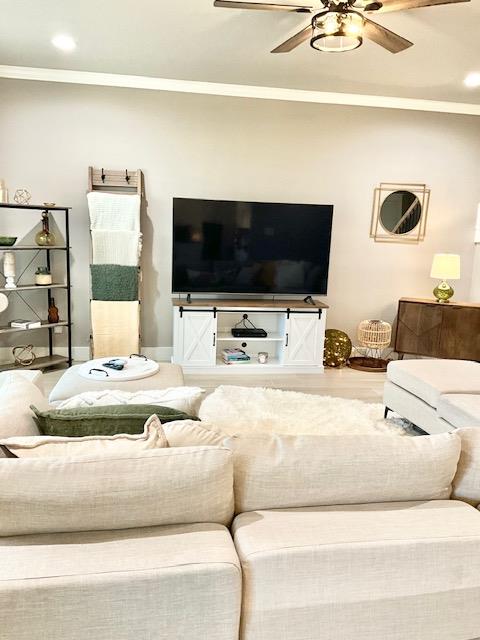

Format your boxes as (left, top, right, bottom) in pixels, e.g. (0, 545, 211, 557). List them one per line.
(384, 359, 480, 434)
(2, 419, 480, 640)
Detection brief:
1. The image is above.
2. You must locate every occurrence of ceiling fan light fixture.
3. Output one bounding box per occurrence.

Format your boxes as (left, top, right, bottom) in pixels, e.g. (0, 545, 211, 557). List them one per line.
(311, 11, 364, 52)
(322, 12, 340, 34)
(311, 31, 363, 51)
(343, 12, 364, 35)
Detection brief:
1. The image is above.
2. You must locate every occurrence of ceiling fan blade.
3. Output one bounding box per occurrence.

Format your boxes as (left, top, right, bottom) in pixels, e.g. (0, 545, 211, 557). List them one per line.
(371, 0, 470, 12)
(214, 1, 313, 12)
(271, 25, 313, 52)
(363, 17, 413, 53)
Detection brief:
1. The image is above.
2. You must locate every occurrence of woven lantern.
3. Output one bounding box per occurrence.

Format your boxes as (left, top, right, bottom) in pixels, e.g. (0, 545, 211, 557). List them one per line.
(348, 320, 392, 372)
(357, 320, 392, 351)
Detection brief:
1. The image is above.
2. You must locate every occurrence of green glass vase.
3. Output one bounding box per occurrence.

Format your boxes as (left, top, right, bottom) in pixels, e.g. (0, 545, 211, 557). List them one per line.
(35, 212, 56, 247)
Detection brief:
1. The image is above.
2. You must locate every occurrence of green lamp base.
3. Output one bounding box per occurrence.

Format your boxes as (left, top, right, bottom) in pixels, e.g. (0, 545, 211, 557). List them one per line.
(433, 280, 454, 303)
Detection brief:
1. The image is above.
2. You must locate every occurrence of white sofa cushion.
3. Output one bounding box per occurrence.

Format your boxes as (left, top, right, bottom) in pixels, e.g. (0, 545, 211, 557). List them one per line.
(0, 369, 44, 392)
(383, 380, 453, 435)
(48, 362, 185, 404)
(163, 422, 461, 513)
(453, 428, 480, 508)
(228, 432, 460, 513)
(0, 523, 241, 640)
(0, 446, 234, 536)
(0, 414, 168, 458)
(437, 394, 480, 429)
(233, 500, 480, 640)
(0, 373, 49, 458)
(387, 359, 480, 408)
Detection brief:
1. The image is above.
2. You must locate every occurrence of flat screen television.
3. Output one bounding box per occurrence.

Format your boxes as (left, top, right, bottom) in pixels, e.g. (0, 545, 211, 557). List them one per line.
(172, 198, 333, 295)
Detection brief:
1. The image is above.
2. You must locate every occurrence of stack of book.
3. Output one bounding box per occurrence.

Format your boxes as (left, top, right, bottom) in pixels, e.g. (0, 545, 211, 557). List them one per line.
(221, 348, 251, 364)
(10, 319, 42, 330)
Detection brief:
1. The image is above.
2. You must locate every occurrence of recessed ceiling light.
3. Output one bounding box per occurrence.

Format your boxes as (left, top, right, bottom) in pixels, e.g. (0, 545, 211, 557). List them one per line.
(51, 34, 76, 52)
(464, 72, 480, 88)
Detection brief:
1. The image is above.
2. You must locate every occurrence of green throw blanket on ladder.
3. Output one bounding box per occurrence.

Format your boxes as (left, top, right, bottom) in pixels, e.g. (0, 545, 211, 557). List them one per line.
(90, 264, 139, 301)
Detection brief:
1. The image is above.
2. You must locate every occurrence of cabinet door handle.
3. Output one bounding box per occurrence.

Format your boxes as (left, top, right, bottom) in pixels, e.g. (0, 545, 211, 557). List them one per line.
(285, 333, 289, 348)
(213, 333, 216, 347)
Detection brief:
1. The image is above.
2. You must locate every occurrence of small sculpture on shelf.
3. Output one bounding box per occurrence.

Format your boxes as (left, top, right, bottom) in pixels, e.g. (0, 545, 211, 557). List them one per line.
(12, 344, 36, 367)
(48, 298, 59, 324)
(35, 211, 56, 247)
(14, 189, 32, 205)
(2, 252, 16, 289)
(35, 267, 52, 286)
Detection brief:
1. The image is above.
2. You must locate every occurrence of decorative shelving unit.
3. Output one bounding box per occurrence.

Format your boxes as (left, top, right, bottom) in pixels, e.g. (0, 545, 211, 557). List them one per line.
(0, 203, 72, 372)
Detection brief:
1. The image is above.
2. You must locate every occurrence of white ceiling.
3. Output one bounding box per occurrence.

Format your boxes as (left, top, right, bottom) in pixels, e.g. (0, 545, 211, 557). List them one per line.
(1, 0, 479, 104)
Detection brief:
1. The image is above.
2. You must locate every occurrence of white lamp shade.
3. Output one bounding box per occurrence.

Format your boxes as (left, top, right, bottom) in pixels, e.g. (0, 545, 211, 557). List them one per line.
(430, 253, 461, 280)
(0, 293, 8, 313)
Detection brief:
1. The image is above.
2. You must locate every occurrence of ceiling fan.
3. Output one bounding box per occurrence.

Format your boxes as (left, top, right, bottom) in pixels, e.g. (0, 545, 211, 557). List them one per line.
(214, 0, 470, 53)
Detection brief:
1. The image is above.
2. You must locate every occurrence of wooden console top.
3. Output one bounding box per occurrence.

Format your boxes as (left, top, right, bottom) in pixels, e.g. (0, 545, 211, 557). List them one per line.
(400, 297, 480, 309)
(172, 298, 329, 309)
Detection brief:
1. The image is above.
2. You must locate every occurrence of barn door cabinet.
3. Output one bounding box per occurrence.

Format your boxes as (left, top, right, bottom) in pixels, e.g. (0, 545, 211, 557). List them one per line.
(172, 298, 328, 372)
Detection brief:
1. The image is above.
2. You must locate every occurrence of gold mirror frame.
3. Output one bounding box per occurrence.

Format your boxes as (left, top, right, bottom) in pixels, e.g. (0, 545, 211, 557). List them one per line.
(370, 182, 430, 244)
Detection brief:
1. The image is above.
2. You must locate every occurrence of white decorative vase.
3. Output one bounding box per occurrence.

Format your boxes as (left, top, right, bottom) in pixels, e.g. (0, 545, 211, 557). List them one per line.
(3, 252, 16, 289)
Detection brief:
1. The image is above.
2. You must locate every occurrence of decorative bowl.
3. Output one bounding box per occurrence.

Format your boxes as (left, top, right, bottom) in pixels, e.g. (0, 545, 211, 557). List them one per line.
(0, 236, 17, 247)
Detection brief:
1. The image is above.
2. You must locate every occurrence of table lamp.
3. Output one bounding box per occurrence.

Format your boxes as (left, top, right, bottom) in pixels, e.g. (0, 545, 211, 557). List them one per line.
(430, 253, 460, 303)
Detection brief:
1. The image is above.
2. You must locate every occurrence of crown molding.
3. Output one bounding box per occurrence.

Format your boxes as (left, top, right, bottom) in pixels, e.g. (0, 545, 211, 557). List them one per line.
(0, 64, 479, 116)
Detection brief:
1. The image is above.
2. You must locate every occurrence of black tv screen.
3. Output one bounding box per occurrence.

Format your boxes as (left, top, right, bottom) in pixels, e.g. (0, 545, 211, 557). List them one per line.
(172, 198, 333, 295)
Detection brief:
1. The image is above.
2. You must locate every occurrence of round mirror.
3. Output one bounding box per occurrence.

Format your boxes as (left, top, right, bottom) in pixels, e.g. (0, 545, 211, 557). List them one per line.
(379, 190, 422, 235)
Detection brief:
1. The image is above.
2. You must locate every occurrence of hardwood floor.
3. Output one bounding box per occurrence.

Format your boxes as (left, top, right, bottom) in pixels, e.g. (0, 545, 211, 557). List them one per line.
(43, 365, 386, 404)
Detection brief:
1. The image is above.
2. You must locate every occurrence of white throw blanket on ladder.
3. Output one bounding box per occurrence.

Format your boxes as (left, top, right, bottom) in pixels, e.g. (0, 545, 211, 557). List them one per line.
(87, 192, 141, 231)
(91, 230, 142, 266)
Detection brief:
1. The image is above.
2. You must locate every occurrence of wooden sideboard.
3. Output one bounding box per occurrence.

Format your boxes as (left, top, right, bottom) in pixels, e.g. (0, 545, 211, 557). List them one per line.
(394, 298, 480, 360)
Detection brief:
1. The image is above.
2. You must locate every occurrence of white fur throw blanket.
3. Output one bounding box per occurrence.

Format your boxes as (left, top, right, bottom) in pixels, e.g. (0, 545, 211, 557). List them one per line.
(198, 385, 409, 436)
(57, 387, 204, 416)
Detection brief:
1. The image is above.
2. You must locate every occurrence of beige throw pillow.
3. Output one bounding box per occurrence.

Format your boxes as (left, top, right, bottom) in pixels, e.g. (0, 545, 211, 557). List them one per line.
(0, 373, 49, 458)
(0, 414, 167, 458)
(163, 419, 226, 447)
(452, 428, 480, 508)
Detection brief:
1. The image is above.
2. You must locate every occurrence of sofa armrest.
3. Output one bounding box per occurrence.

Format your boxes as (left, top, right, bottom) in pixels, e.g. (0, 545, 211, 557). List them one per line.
(452, 428, 480, 507)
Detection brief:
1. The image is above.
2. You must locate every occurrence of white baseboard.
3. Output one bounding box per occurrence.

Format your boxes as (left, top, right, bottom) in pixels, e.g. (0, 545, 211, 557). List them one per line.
(0, 346, 173, 364)
(74, 347, 173, 361)
(141, 347, 173, 362)
(72, 347, 90, 361)
(72, 346, 173, 362)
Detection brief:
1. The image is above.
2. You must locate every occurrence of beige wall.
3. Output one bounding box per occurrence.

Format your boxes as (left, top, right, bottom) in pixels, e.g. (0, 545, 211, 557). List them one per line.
(472, 247, 480, 300)
(0, 79, 479, 357)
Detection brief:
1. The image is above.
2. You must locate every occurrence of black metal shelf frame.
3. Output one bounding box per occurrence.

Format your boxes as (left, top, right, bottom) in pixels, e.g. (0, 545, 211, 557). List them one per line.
(0, 203, 72, 371)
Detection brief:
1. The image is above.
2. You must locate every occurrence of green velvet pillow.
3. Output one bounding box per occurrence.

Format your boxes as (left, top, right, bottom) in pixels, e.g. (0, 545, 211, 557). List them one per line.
(31, 404, 198, 437)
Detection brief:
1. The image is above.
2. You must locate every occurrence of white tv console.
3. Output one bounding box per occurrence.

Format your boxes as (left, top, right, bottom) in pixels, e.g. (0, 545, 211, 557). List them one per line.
(172, 298, 328, 373)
